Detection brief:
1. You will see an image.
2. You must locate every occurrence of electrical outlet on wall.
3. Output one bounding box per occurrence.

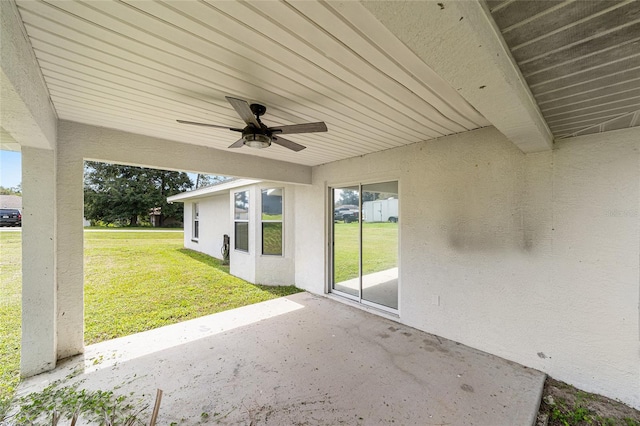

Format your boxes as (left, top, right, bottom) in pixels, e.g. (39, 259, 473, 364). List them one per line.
(432, 295, 440, 306)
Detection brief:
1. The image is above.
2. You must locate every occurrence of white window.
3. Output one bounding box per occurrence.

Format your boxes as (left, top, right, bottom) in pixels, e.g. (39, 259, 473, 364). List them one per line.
(261, 188, 283, 256)
(192, 203, 199, 240)
(234, 191, 249, 252)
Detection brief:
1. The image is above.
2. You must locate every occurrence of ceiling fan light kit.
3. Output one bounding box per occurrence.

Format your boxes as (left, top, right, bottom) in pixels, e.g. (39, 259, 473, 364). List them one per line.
(243, 133, 271, 149)
(177, 96, 327, 152)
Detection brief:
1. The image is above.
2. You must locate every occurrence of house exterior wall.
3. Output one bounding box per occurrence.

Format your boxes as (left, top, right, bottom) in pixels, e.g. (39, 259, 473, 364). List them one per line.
(229, 183, 296, 286)
(182, 195, 230, 260)
(295, 126, 640, 409)
(255, 183, 296, 286)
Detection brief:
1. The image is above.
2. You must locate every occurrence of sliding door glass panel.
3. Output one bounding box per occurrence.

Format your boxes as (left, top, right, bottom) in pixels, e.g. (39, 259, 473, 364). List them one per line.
(332, 186, 360, 297)
(361, 181, 398, 309)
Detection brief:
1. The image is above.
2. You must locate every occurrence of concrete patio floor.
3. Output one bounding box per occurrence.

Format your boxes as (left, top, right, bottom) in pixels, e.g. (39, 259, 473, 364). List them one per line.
(19, 292, 545, 425)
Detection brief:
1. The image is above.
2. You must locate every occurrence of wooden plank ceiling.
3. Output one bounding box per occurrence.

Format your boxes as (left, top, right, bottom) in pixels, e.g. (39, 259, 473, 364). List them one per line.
(14, 0, 490, 167)
(487, 0, 640, 138)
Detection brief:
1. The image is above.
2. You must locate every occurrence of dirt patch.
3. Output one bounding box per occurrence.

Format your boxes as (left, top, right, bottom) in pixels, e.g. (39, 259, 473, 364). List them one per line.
(537, 377, 640, 426)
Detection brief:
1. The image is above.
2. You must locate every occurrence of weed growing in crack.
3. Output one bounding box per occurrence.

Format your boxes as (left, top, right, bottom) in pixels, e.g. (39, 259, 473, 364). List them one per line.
(1, 381, 147, 426)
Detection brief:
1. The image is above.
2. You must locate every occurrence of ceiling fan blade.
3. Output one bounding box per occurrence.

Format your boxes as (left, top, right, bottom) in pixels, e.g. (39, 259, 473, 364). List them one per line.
(272, 136, 306, 152)
(177, 120, 243, 132)
(228, 138, 245, 148)
(225, 96, 260, 128)
(269, 122, 327, 135)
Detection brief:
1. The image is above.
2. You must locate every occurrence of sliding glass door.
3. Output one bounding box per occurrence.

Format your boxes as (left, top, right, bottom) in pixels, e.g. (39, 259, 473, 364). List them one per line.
(331, 186, 360, 297)
(331, 181, 398, 311)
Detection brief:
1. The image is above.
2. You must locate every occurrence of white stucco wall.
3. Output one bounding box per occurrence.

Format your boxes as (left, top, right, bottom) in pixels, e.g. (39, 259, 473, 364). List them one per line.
(295, 126, 640, 408)
(229, 183, 296, 286)
(183, 195, 230, 260)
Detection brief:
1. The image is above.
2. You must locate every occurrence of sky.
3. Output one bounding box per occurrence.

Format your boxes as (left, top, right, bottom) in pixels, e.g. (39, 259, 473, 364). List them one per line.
(0, 150, 21, 189)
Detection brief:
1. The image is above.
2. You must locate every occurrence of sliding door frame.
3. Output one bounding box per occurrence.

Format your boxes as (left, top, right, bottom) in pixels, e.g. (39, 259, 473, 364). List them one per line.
(327, 178, 400, 315)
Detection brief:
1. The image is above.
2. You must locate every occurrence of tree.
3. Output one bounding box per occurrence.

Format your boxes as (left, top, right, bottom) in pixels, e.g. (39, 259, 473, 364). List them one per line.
(84, 162, 193, 226)
(195, 174, 229, 189)
(338, 189, 395, 206)
(0, 185, 21, 195)
(338, 189, 359, 206)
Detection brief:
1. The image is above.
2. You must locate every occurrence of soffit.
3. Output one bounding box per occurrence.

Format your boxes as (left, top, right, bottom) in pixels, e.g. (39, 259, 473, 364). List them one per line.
(14, 0, 490, 167)
(487, 0, 640, 138)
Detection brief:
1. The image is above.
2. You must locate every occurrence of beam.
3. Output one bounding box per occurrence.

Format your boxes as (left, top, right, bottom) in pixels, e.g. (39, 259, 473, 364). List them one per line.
(362, 0, 552, 153)
(0, 0, 57, 150)
(59, 121, 312, 185)
(0, 127, 20, 151)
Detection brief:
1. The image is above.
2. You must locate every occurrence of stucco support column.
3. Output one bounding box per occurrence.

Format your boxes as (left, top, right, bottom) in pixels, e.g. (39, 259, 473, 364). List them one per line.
(21, 147, 57, 376)
(55, 140, 85, 359)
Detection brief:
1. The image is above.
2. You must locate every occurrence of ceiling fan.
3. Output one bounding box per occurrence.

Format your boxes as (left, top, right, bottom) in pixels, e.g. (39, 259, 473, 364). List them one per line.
(177, 96, 327, 152)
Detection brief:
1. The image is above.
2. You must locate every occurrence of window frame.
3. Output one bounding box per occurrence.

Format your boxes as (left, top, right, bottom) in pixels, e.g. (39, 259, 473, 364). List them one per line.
(328, 179, 399, 314)
(192, 202, 199, 242)
(261, 188, 284, 256)
(234, 190, 250, 253)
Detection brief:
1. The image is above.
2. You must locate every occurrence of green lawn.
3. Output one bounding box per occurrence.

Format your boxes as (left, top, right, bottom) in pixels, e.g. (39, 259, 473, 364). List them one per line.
(84, 231, 299, 344)
(1, 224, 397, 409)
(0, 232, 21, 415)
(0, 230, 301, 413)
(333, 222, 398, 283)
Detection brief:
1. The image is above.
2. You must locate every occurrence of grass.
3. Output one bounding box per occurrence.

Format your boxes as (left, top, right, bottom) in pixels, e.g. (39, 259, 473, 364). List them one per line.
(0, 230, 301, 415)
(84, 225, 181, 230)
(333, 222, 398, 283)
(540, 378, 640, 426)
(84, 231, 300, 344)
(262, 214, 282, 221)
(0, 231, 21, 414)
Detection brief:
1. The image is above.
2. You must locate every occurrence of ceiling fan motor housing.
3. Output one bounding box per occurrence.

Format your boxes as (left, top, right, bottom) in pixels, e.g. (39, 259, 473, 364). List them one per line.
(250, 103, 267, 117)
(242, 122, 270, 137)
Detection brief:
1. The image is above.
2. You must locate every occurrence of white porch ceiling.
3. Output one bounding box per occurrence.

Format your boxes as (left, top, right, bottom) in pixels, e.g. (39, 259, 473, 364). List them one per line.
(13, 0, 491, 167)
